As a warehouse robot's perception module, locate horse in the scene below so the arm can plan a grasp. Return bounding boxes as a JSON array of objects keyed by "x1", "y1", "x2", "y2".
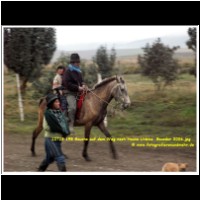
[{"x1": 31, "y1": 76, "x2": 131, "y2": 161}]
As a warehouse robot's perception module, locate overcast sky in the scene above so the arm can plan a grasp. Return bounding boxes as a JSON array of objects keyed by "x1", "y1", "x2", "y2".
[{"x1": 56, "y1": 26, "x2": 193, "y2": 50}]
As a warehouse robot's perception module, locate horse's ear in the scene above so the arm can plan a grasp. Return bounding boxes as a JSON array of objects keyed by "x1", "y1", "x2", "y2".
[
  {"x1": 116, "y1": 75, "x2": 120, "y2": 83},
  {"x1": 120, "y1": 76, "x2": 125, "y2": 84}
]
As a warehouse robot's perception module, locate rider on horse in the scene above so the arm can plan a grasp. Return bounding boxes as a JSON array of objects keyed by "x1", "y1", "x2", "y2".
[
  {"x1": 62, "y1": 53, "x2": 87, "y2": 134},
  {"x1": 52, "y1": 66, "x2": 65, "y2": 93}
]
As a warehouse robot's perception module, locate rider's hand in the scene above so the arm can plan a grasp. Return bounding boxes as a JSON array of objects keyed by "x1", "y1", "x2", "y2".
[
  {"x1": 82, "y1": 85, "x2": 88, "y2": 90},
  {"x1": 79, "y1": 86, "x2": 84, "y2": 92}
]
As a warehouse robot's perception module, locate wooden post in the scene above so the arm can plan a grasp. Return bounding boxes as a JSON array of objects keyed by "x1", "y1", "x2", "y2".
[
  {"x1": 16, "y1": 73, "x2": 24, "y2": 121},
  {"x1": 97, "y1": 73, "x2": 108, "y2": 127}
]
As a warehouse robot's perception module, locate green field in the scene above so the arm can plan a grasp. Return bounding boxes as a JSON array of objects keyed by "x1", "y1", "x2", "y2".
[
  {"x1": 109, "y1": 74, "x2": 196, "y2": 139},
  {"x1": 4, "y1": 71, "x2": 196, "y2": 142}
]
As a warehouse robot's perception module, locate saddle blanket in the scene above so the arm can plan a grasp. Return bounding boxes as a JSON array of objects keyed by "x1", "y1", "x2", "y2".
[{"x1": 76, "y1": 92, "x2": 86, "y2": 119}]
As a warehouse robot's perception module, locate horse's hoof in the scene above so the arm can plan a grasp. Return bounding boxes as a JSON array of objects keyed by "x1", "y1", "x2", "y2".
[
  {"x1": 85, "y1": 157, "x2": 92, "y2": 162},
  {"x1": 113, "y1": 154, "x2": 118, "y2": 160},
  {"x1": 32, "y1": 152, "x2": 36, "y2": 157},
  {"x1": 82, "y1": 154, "x2": 92, "y2": 162}
]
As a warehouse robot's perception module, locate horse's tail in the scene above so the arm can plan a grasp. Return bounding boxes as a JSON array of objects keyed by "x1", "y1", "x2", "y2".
[{"x1": 39, "y1": 97, "x2": 46, "y2": 106}]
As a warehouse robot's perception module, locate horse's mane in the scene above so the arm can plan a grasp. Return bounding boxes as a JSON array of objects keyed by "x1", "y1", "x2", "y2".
[{"x1": 93, "y1": 76, "x2": 117, "y2": 89}]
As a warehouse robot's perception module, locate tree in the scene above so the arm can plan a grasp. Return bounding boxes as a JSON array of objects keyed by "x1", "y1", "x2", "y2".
[
  {"x1": 93, "y1": 46, "x2": 116, "y2": 79},
  {"x1": 32, "y1": 53, "x2": 69, "y2": 98},
  {"x1": 32, "y1": 69, "x2": 55, "y2": 99},
  {"x1": 110, "y1": 47, "x2": 117, "y2": 68},
  {"x1": 53, "y1": 52, "x2": 70, "y2": 67},
  {"x1": 4, "y1": 28, "x2": 56, "y2": 93},
  {"x1": 186, "y1": 27, "x2": 196, "y2": 52},
  {"x1": 186, "y1": 27, "x2": 196, "y2": 77},
  {"x1": 138, "y1": 38, "x2": 179, "y2": 90},
  {"x1": 82, "y1": 64, "x2": 98, "y2": 88}
]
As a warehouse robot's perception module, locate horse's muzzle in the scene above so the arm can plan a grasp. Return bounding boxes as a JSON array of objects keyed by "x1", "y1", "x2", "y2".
[{"x1": 121, "y1": 103, "x2": 130, "y2": 110}]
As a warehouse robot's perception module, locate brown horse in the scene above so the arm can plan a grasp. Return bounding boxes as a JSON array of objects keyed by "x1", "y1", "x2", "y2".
[{"x1": 31, "y1": 76, "x2": 131, "y2": 161}]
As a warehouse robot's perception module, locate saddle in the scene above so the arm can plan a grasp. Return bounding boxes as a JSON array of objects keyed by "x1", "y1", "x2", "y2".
[{"x1": 76, "y1": 91, "x2": 86, "y2": 119}]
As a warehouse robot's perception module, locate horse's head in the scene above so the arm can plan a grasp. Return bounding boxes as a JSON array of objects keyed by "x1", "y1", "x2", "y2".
[{"x1": 112, "y1": 76, "x2": 131, "y2": 110}]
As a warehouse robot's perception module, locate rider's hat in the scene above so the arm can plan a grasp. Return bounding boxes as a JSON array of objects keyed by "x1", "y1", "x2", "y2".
[{"x1": 70, "y1": 53, "x2": 80, "y2": 63}]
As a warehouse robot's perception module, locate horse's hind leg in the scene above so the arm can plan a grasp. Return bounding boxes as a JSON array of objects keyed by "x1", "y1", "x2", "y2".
[
  {"x1": 31, "y1": 99, "x2": 45, "y2": 156},
  {"x1": 98, "y1": 122, "x2": 118, "y2": 159},
  {"x1": 31, "y1": 126, "x2": 43, "y2": 156},
  {"x1": 82, "y1": 123, "x2": 92, "y2": 161}
]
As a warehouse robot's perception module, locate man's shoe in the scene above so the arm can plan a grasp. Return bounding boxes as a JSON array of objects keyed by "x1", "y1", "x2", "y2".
[
  {"x1": 38, "y1": 161, "x2": 48, "y2": 171},
  {"x1": 57, "y1": 164, "x2": 67, "y2": 172}
]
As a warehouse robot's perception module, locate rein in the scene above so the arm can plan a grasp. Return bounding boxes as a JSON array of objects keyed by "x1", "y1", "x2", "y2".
[
  {"x1": 76, "y1": 88, "x2": 121, "y2": 111},
  {"x1": 88, "y1": 89, "x2": 110, "y2": 105},
  {"x1": 88, "y1": 89, "x2": 123, "y2": 111}
]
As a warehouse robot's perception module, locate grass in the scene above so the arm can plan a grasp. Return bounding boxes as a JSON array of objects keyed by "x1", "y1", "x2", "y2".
[
  {"x1": 107, "y1": 73, "x2": 196, "y2": 142},
  {"x1": 4, "y1": 70, "x2": 197, "y2": 143}
]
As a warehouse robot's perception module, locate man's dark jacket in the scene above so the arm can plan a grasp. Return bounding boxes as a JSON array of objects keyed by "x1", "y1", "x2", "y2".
[{"x1": 62, "y1": 68, "x2": 83, "y2": 92}]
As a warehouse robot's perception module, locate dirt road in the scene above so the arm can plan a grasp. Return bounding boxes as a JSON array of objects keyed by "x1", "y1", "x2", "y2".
[{"x1": 4, "y1": 133, "x2": 196, "y2": 173}]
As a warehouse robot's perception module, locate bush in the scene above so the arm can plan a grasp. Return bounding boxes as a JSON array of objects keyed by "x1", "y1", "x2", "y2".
[
  {"x1": 82, "y1": 64, "x2": 98, "y2": 88},
  {"x1": 138, "y1": 38, "x2": 179, "y2": 90}
]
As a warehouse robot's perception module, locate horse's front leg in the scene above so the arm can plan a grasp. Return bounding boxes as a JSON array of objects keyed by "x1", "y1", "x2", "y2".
[
  {"x1": 82, "y1": 123, "x2": 92, "y2": 161},
  {"x1": 98, "y1": 122, "x2": 118, "y2": 159}
]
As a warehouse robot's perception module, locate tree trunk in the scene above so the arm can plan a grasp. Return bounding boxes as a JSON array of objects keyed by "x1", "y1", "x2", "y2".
[
  {"x1": 20, "y1": 76, "x2": 28, "y2": 95},
  {"x1": 155, "y1": 82, "x2": 161, "y2": 91}
]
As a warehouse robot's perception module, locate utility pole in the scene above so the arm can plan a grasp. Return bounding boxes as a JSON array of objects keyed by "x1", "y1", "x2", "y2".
[{"x1": 16, "y1": 73, "x2": 24, "y2": 121}]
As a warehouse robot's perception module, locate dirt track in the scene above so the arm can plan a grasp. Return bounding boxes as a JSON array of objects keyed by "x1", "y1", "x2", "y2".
[{"x1": 4, "y1": 133, "x2": 196, "y2": 173}]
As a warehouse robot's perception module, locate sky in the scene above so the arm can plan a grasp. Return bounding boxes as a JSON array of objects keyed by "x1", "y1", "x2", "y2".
[{"x1": 56, "y1": 26, "x2": 194, "y2": 50}]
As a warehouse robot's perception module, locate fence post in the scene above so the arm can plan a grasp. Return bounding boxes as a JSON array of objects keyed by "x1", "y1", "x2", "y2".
[
  {"x1": 16, "y1": 73, "x2": 24, "y2": 121},
  {"x1": 97, "y1": 73, "x2": 108, "y2": 127}
]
